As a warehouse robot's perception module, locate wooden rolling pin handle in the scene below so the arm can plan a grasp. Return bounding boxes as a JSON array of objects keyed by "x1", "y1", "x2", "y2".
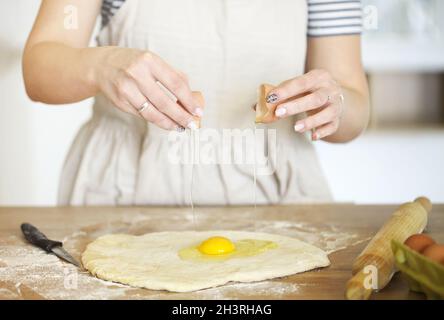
[
  {"x1": 415, "y1": 196, "x2": 432, "y2": 213},
  {"x1": 345, "y1": 196, "x2": 432, "y2": 300},
  {"x1": 345, "y1": 269, "x2": 373, "y2": 300}
]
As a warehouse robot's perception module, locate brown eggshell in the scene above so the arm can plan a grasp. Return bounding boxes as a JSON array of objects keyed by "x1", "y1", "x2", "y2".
[
  {"x1": 192, "y1": 91, "x2": 205, "y2": 128},
  {"x1": 422, "y1": 244, "x2": 444, "y2": 265},
  {"x1": 177, "y1": 91, "x2": 205, "y2": 128},
  {"x1": 192, "y1": 91, "x2": 205, "y2": 109},
  {"x1": 255, "y1": 84, "x2": 278, "y2": 124},
  {"x1": 404, "y1": 234, "x2": 436, "y2": 253}
]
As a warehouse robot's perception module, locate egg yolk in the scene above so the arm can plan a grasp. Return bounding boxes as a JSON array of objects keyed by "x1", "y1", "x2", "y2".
[
  {"x1": 179, "y1": 238, "x2": 278, "y2": 262},
  {"x1": 198, "y1": 236, "x2": 235, "y2": 255}
]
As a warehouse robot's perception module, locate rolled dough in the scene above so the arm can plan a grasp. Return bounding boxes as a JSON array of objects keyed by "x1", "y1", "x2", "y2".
[{"x1": 82, "y1": 231, "x2": 330, "y2": 292}]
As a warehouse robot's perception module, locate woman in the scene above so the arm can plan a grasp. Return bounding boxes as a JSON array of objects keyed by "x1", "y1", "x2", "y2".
[{"x1": 23, "y1": 0, "x2": 369, "y2": 206}]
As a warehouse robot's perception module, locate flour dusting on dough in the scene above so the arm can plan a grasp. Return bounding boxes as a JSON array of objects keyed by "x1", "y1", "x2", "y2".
[
  {"x1": 82, "y1": 231, "x2": 331, "y2": 292},
  {"x1": 0, "y1": 213, "x2": 371, "y2": 299}
]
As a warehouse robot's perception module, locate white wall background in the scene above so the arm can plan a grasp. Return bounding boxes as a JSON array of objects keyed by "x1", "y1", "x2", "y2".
[
  {"x1": 314, "y1": 129, "x2": 444, "y2": 204},
  {"x1": 0, "y1": 1, "x2": 92, "y2": 205},
  {"x1": 0, "y1": 1, "x2": 443, "y2": 206}
]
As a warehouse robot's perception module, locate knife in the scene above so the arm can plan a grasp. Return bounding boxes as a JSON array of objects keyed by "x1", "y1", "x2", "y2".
[{"x1": 20, "y1": 222, "x2": 81, "y2": 268}]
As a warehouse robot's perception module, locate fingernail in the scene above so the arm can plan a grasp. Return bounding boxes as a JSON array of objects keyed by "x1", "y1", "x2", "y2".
[
  {"x1": 275, "y1": 108, "x2": 286, "y2": 117},
  {"x1": 194, "y1": 107, "x2": 203, "y2": 117},
  {"x1": 294, "y1": 123, "x2": 304, "y2": 132},
  {"x1": 266, "y1": 93, "x2": 278, "y2": 104},
  {"x1": 176, "y1": 126, "x2": 185, "y2": 133},
  {"x1": 187, "y1": 120, "x2": 198, "y2": 130}
]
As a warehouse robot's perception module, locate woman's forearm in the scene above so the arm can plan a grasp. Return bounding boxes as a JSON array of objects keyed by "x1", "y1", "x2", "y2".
[
  {"x1": 321, "y1": 86, "x2": 370, "y2": 143},
  {"x1": 23, "y1": 42, "x2": 108, "y2": 104}
]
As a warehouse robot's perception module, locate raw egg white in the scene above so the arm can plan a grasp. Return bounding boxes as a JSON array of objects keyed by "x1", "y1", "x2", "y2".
[
  {"x1": 179, "y1": 236, "x2": 278, "y2": 262},
  {"x1": 404, "y1": 234, "x2": 435, "y2": 253}
]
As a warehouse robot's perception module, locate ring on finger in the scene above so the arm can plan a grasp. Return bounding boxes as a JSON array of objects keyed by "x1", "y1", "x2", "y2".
[
  {"x1": 338, "y1": 93, "x2": 345, "y2": 118},
  {"x1": 137, "y1": 100, "x2": 152, "y2": 113}
]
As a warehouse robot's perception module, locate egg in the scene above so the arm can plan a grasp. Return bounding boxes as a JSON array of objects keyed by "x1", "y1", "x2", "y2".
[
  {"x1": 198, "y1": 236, "x2": 235, "y2": 255},
  {"x1": 422, "y1": 244, "x2": 444, "y2": 265},
  {"x1": 179, "y1": 236, "x2": 278, "y2": 262},
  {"x1": 404, "y1": 234, "x2": 435, "y2": 253}
]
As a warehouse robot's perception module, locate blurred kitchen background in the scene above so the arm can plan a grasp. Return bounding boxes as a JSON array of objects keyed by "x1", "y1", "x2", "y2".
[{"x1": 0, "y1": 0, "x2": 443, "y2": 205}]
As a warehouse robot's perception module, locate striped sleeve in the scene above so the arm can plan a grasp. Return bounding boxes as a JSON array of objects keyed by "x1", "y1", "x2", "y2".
[
  {"x1": 307, "y1": 0, "x2": 363, "y2": 37},
  {"x1": 101, "y1": 0, "x2": 126, "y2": 28}
]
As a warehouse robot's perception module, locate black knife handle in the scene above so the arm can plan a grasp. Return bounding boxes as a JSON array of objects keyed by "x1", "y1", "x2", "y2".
[{"x1": 20, "y1": 223, "x2": 63, "y2": 253}]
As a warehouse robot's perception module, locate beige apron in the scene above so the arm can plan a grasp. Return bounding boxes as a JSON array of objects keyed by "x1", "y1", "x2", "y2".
[{"x1": 58, "y1": 0, "x2": 332, "y2": 206}]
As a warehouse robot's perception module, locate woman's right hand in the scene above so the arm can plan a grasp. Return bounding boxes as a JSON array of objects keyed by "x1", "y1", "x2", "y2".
[{"x1": 93, "y1": 47, "x2": 203, "y2": 131}]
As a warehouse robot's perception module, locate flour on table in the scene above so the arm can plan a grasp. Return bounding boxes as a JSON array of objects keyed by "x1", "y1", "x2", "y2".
[{"x1": 0, "y1": 213, "x2": 370, "y2": 299}]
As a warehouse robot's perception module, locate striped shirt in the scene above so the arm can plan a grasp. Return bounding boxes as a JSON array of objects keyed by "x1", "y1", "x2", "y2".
[
  {"x1": 307, "y1": 0, "x2": 362, "y2": 37},
  {"x1": 101, "y1": 0, "x2": 362, "y2": 37}
]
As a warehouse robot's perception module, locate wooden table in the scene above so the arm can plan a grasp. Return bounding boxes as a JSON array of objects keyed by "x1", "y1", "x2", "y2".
[{"x1": 0, "y1": 204, "x2": 443, "y2": 300}]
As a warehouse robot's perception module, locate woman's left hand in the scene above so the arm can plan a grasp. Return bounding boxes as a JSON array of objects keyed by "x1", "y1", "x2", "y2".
[{"x1": 267, "y1": 69, "x2": 344, "y2": 141}]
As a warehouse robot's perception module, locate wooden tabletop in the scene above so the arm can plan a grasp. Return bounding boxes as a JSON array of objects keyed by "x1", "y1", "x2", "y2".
[{"x1": 0, "y1": 204, "x2": 443, "y2": 300}]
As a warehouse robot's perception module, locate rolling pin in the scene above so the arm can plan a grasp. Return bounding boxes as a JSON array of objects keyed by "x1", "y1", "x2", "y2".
[{"x1": 345, "y1": 197, "x2": 432, "y2": 300}]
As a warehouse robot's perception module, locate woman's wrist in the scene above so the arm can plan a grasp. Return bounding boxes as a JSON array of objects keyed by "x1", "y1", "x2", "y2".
[
  {"x1": 321, "y1": 87, "x2": 369, "y2": 143},
  {"x1": 78, "y1": 46, "x2": 112, "y2": 94}
]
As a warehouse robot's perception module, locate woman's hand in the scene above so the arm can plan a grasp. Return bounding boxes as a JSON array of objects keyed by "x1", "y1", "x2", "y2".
[
  {"x1": 267, "y1": 69, "x2": 344, "y2": 140},
  {"x1": 93, "y1": 47, "x2": 203, "y2": 131},
  {"x1": 23, "y1": 0, "x2": 205, "y2": 132}
]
